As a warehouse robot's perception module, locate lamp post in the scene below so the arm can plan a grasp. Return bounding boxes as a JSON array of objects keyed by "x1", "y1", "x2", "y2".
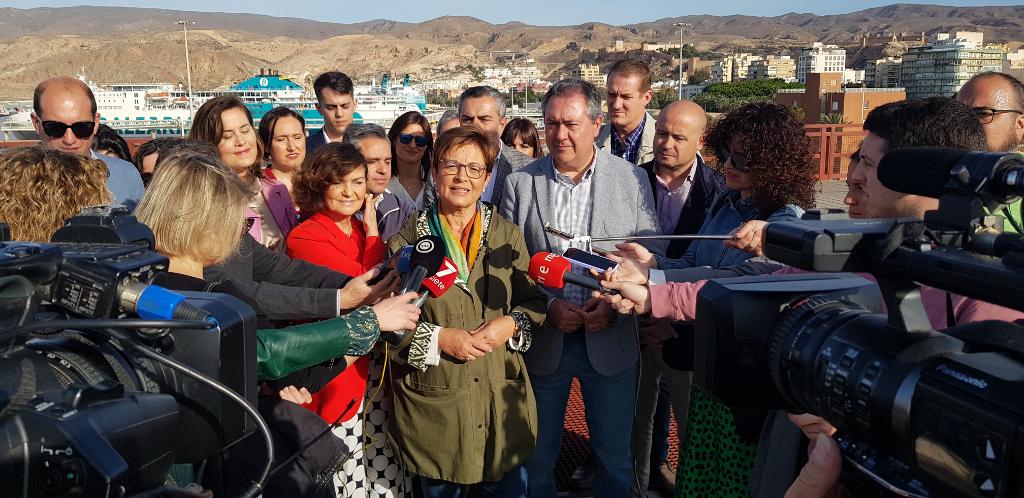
[
  {"x1": 175, "y1": 20, "x2": 196, "y2": 118},
  {"x1": 673, "y1": 22, "x2": 687, "y2": 99}
]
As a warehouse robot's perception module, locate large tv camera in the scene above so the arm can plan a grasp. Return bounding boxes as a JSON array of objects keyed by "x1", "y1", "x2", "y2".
[
  {"x1": 0, "y1": 206, "x2": 265, "y2": 497},
  {"x1": 692, "y1": 149, "x2": 1024, "y2": 497}
]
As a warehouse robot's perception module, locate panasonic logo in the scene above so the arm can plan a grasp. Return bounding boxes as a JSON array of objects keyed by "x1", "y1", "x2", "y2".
[{"x1": 935, "y1": 364, "x2": 988, "y2": 389}]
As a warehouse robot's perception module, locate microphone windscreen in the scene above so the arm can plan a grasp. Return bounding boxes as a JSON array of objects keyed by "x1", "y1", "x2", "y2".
[
  {"x1": 877, "y1": 147, "x2": 971, "y2": 199},
  {"x1": 410, "y1": 235, "x2": 446, "y2": 275},
  {"x1": 395, "y1": 246, "x2": 414, "y2": 273},
  {"x1": 528, "y1": 252, "x2": 571, "y2": 289},
  {"x1": 423, "y1": 257, "x2": 459, "y2": 297}
]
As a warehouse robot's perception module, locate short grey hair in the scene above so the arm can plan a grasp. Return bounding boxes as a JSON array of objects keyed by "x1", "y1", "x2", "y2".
[
  {"x1": 344, "y1": 123, "x2": 388, "y2": 149},
  {"x1": 459, "y1": 86, "x2": 506, "y2": 119},
  {"x1": 437, "y1": 109, "x2": 459, "y2": 135},
  {"x1": 542, "y1": 78, "x2": 602, "y2": 122}
]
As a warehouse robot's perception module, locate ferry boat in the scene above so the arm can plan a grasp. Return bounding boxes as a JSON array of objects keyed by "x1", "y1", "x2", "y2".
[{"x1": 1, "y1": 71, "x2": 428, "y2": 138}]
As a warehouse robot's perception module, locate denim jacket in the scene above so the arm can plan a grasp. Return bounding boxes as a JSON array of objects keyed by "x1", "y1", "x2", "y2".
[{"x1": 655, "y1": 190, "x2": 804, "y2": 270}]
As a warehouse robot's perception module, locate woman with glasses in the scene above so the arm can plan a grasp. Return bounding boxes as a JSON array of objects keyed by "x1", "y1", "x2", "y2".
[
  {"x1": 190, "y1": 96, "x2": 297, "y2": 252},
  {"x1": 610, "y1": 102, "x2": 817, "y2": 497},
  {"x1": 387, "y1": 111, "x2": 433, "y2": 211},
  {"x1": 386, "y1": 127, "x2": 546, "y2": 496},
  {"x1": 258, "y1": 106, "x2": 306, "y2": 199}
]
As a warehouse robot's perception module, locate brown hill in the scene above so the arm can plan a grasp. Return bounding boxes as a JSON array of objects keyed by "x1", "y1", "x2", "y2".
[{"x1": 1, "y1": 4, "x2": 1022, "y2": 99}]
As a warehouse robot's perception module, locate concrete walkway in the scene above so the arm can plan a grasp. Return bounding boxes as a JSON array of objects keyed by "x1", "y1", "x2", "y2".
[{"x1": 815, "y1": 180, "x2": 848, "y2": 211}]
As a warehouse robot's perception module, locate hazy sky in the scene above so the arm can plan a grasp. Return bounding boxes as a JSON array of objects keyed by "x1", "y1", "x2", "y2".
[{"x1": 1, "y1": 0, "x2": 1019, "y2": 25}]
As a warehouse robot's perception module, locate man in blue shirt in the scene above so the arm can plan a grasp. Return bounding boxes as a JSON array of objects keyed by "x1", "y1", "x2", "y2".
[
  {"x1": 596, "y1": 59, "x2": 658, "y2": 166},
  {"x1": 30, "y1": 77, "x2": 145, "y2": 210}
]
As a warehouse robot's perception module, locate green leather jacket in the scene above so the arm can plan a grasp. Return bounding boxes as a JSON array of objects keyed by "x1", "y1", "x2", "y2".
[{"x1": 256, "y1": 306, "x2": 380, "y2": 380}]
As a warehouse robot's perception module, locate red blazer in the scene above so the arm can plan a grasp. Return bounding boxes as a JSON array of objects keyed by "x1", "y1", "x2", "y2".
[{"x1": 285, "y1": 210, "x2": 385, "y2": 423}]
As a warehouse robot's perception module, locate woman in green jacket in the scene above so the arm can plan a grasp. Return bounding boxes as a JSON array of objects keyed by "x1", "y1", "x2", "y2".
[{"x1": 387, "y1": 127, "x2": 546, "y2": 496}]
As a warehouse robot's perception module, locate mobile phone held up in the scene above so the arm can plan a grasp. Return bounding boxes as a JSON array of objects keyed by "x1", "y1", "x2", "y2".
[{"x1": 563, "y1": 248, "x2": 619, "y2": 273}]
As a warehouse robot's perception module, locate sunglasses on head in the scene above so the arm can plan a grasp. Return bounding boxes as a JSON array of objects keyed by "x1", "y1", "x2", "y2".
[
  {"x1": 40, "y1": 120, "x2": 95, "y2": 139},
  {"x1": 399, "y1": 133, "x2": 429, "y2": 147},
  {"x1": 715, "y1": 147, "x2": 750, "y2": 173}
]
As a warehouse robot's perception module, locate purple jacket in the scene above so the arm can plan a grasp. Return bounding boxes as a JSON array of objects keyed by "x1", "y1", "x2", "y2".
[{"x1": 248, "y1": 177, "x2": 298, "y2": 249}]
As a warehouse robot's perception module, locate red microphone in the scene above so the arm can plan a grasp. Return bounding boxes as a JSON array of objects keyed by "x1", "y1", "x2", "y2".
[
  {"x1": 528, "y1": 252, "x2": 617, "y2": 294},
  {"x1": 413, "y1": 256, "x2": 459, "y2": 306}
]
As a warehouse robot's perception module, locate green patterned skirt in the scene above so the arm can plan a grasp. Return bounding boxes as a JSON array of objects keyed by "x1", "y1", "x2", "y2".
[{"x1": 674, "y1": 386, "x2": 757, "y2": 497}]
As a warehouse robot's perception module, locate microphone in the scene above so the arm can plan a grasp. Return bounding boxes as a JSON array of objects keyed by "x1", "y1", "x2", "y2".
[
  {"x1": 528, "y1": 252, "x2": 617, "y2": 295},
  {"x1": 380, "y1": 256, "x2": 459, "y2": 346},
  {"x1": 398, "y1": 235, "x2": 446, "y2": 294},
  {"x1": 878, "y1": 148, "x2": 1024, "y2": 200}
]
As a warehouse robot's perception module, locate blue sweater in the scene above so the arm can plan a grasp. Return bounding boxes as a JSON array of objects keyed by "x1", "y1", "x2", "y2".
[{"x1": 93, "y1": 152, "x2": 144, "y2": 211}]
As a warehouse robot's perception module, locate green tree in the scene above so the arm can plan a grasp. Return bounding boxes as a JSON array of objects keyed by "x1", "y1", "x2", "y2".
[
  {"x1": 688, "y1": 68, "x2": 711, "y2": 85},
  {"x1": 650, "y1": 88, "x2": 678, "y2": 109},
  {"x1": 822, "y1": 112, "x2": 851, "y2": 124}
]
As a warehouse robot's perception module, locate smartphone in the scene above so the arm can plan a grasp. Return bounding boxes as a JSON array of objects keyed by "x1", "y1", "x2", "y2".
[
  {"x1": 563, "y1": 248, "x2": 618, "y2": 273},
  {"x1": 366, "y1": 267, "x2": 394, "y2": 286}
]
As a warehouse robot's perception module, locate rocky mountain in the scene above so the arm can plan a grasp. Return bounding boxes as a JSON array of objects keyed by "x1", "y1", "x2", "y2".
[{"x1": 0, "y1": 4, "x2": 1022, "y2": 99}]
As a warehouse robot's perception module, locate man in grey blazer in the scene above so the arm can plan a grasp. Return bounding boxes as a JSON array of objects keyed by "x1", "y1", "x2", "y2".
[{"x1": 501, "y1": 78, "x2": 664, "y2": 498}]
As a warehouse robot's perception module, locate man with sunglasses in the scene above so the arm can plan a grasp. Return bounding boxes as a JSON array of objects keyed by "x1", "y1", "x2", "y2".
[
  {"x1": 30, "y1": 76, "x2": 144, "y2": 209},
  {"x1": 956, "y1": 71, "x2": 1024, "y2": 232}
]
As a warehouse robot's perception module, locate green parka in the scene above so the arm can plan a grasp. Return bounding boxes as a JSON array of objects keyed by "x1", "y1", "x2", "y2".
[{"x1": 386, "y1": 204, "x2": 547, "y2": 484}]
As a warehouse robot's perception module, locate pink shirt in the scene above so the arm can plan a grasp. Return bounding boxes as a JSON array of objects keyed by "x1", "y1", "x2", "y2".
[{"x1": 649, "y1": 266, "x2": 1024, "y2": 327}]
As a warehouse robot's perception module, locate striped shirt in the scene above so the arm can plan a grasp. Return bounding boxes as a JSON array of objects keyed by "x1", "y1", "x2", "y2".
[
  {"x1": 610, "y1": 116, "x2": 647, "y2": 165},
  {"x1": 546, "y1": 152, "x2": 597, "y2": 306}
]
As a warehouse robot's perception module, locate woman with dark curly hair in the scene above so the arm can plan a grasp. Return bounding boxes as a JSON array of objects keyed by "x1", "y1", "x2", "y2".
[{"x1": 607, "y1": 101, "x2": 817, "y2": 497}]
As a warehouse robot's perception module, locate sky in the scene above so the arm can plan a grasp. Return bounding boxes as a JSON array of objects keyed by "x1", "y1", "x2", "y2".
[{"x1": 1, "y1": 0, "x2": 1020, "y2": 26}]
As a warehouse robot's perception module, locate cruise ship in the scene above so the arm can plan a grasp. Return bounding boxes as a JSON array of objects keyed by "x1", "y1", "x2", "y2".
[{"x1": 1, "y1": 71, "x2": 428, "y2": 138}]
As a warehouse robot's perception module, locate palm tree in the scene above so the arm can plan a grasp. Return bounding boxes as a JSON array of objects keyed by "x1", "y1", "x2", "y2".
[{"x1": 822, "y1": 113, "x2": 851, "y2": 125}]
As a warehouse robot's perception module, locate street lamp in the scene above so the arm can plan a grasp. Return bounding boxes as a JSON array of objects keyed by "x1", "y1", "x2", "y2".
[
  {"x1": 175, "y1": 20, "x2": 196, "y2": 118},
  {"x1": 673, "y1": 22, "x2": 687, "y2": 99}
]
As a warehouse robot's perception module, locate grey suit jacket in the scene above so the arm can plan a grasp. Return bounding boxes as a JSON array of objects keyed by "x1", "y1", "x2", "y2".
[
  {"x1": 595, "y1": 112, "x2": 657, "y2": 166},
  {"x1": 500, "y1": 148, "x2": 664, "y2": 376}
]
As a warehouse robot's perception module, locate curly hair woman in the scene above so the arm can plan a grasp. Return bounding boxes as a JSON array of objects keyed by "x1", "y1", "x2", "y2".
[
  {"x1": 0, "y1": 146, "x2": 110, "y2": 242},
  {"x1": 609, "y1": 102, "x2": 817, "y2": 497}
]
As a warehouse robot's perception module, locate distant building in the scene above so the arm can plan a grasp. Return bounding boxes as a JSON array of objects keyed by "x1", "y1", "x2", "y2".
[
  {"x1": 1005, "y1": 49, "x2": 1024, "y2": 82},
  {"x1": 613, "y1": 40, "x2": 625, "y2": 52},
  {"x1": 864, "y1": 57, "x2": 903, "y2": 88},
  {"x1": 711, "y1": 53, "x2": 763, "y2": 83},
  {"x1": 748, "y1": 56, "x2": 796, "y2": 81},
  {"x1": 843, "y1": 69, "x2": 865, "y2": 84},
  {"x1": 775, "y1": 72, "x2": 905, "y2": 125},
  {"x1": 900, "y1": 32, "x2": 1004, "y2": 99},
  {"x1": 859, "y1": 31, "x2": 926, "y2": 48},
  {"x1": 682, "y1": 84, "x2": 706, "y2": 100},
  {"x1": 642, "y1": 42, "x2": 683, "y2": 52},
  {"x1": 797, "y1": 43, "x2": 847, "y2": 83},
  {"x1": 685, "y1": 57, "x2": 715, "y2": 74},
  {"x1": 572, "y1": 64, "x2": 605, "y2": 87}
]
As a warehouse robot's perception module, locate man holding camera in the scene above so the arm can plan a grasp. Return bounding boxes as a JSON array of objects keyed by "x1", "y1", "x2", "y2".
[{"x1": 603, "y1": 97, "x2": 1024, "y2": 497}]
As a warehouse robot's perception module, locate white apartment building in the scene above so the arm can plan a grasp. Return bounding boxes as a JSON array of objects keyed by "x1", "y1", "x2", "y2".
[{"x1": 797, "y1": 42, "x2": 847, "y2": 83}]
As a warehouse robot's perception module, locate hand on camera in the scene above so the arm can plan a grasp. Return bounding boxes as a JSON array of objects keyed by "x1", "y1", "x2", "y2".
[
  {"x1": 340, "y1": 265, "x2": 400, "y2": 310},
  {"x1": 279, "y1": 385, "x2": 312, "y2": 405},
  {"x1": 371, "y1": 291, "x2": 421, "y2": 332},
  {"x1": 611, "y1": 242, "x2": 658, "y2": 270},
  {"x1": 547, "y1": 299, "x2": 587, "y2": 332},
  {"x1": 787, "y1": 413, "x2": 838, "y2": 441},
  {"x1": 594, "y1": 279, "x2": 652, "y2": 315},
  {"x1": 439, "y1": 327, "x2": 490, "y2": 361},
  {"x1": 784, "y1": 432, "x2": 842, "y2": 498},
  {"x1": 724, "y1": 220, "x2": 769, "y2": 257}
]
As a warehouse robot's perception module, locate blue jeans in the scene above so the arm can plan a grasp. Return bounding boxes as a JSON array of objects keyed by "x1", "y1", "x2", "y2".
[
  {"x1": 419, "y1": 465, "x2": 527, "y2": 498},
  {"x1": 526, "y1": 333, "x2": 638, "y2": 498}
]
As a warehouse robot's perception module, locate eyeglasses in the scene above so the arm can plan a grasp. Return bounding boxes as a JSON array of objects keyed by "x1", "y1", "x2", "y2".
[
  {"x1": 399, "y1": 133, "x2": 430, "y2": 147},
  {"x1": 438, "y1": 159, "x2": 488, "y2": 179},
  {"x1": 971, "y1": 107, "x2": 1023, "y2": 124},
  {"x1": 40, "y1": 120, "x2": 95, "y2": 139},
  {"x1": 715, "y1": 147, "x2": 750, "y2": 172}
]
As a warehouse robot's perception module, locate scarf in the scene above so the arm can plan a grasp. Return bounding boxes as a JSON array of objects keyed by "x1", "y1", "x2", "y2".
[{"x1": 428, "y1": 203, "x2": 481, "y2": 283}]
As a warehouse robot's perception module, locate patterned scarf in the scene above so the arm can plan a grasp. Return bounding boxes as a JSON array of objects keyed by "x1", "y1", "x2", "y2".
[{"x1": 428, "y1": 203, "x2": 481, "y2": 283}]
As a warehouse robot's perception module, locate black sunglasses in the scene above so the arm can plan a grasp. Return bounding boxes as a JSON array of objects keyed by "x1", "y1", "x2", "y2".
[
  {"x1": 715, "y1": 147, "x2": 750, "y2": 172},
  {"x1": 40, "y1": 120, "x2": 95, "y2": 139},
  {"x1": 399, "y1": 133, "x2": 429, "y2": 147}
]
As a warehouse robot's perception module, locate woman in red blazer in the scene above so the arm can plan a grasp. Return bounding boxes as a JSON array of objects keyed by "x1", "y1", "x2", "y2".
[{"x1": 287, "y1": 142, "x2": 411, "y2": 496}]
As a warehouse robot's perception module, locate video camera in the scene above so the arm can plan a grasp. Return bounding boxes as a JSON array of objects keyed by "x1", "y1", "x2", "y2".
[
  {"x1": 692, "y1": 149, "x2": 1024, "y2": 497},
  {"x1": 0, "y1": 206, "x2": 262, "y2": 497}
]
